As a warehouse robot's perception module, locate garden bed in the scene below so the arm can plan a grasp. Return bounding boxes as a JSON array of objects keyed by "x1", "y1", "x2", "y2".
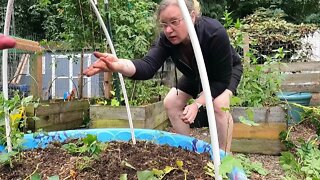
[
  {"x1": 191, "y1": 106, "x2": 287, "y2": 154},
  {"x1": 25, "y1": 100, "x2": 90, "y2": 132},
  {"x1": 89, "y1": 101, "x2": 169, "y2": 130}
]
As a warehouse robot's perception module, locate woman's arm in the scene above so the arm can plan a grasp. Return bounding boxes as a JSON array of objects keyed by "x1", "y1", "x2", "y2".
[
  {"x1": 83, "y1": 52, "x2": 136, "y2": 77},
  {"x1": 228, "y1": 49, "x2": 243, "y2": 94}
]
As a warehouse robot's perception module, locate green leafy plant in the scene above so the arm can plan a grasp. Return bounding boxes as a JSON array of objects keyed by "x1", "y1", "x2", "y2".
[
  {"x1": 235, "y1": 154, "x2": 268, "y2": 176},
  {"x1": 0, "y1": 93, "x2": 39, "y2": 169},
  {"x1": 280, "y1": 103, "x2": 320, "y2": 150},
  {"x1": 91, "y1": 80, "x2": 169, "y2": 106},
  {"x1": 120, "y1": 160, "x2": 188, "y2": 180},
  {"x1": 278, "y1": 102, "x2": 320, "y2": 179},
  {"x1": 224, "y1": 11, "x2": 286, "y2": 108},
  {"x1": 125, "y1": 79, "x2": 170, "y2": 106},
  {"x1": 75, "y1": 156, "x2": 95, "y2": 171},
  {"x1": 62, "y1": 134, "x2": 106, "y2": 156},
  {"x1": 204, "y1": 155, "x2": 243, "y2": 179},
  {"x1": 35, "y1": 0, "x2": 107, "y2": 50},
  {"x1": 234, "y1": 48, "x2": 285, "y2": 107},
  {"x1": 0, "y1": 151, "x2": 18, "y2": 168},
  {"x1": 109, "y1": 0, "x2": 157, "y2": 59},
  {"x1": 204, "y1": 154, "x2": 267, "y2": 179},
  {"x1": 0, "y1": 93, "x2": 38, "y2": 149},
  {"x1": 280, "y1": 137, "x2": 320, "y2": 179}
]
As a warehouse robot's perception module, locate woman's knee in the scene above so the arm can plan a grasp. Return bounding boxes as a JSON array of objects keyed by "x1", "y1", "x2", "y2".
[
  {"x1": 163, "y1": 88, "x2": 190, "y2": 110},
  {"x1": 213, "y1": 101, "x2": 230, "y2": 119},
  {"x1": 163, "y1": 94, "x2": 175, "y2": 109}
]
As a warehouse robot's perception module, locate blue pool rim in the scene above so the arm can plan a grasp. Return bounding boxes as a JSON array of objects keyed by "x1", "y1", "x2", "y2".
[{"x1": 0, "y1": 128, "x2": 247, "y2": 180}]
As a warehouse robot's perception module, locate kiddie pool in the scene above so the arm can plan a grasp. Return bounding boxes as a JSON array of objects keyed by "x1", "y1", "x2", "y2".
[{"x1": 0, "y1": 128, "x2": 247, "y2": 180}]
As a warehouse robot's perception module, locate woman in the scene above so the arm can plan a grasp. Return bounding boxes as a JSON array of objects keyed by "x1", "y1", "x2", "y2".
[{"x1": 84, "y1": 0, "x2": 242, "y2": 152}]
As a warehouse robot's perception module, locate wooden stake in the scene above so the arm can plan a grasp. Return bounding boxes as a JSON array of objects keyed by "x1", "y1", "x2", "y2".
[
  {"x1": 78, "y1": 50, "x2": 84, "y2": 99},
  {"x1": 243, "y1": 33, "x2": 250, "y2": 65},
  {"x1": 103, "y1": 72, "x2": 112, "y2": 99}
]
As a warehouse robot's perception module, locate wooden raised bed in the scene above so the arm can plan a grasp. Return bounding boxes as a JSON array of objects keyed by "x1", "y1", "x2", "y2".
[
  {"x1": 26, "y1": 100, "x2": 90, "y2": 132},
  {"x1": 231, "y1": 106, "x2": 287, "y2": 155},
  {"x1": 89, "y1": 101, "x2": 169, "y2": 130}
]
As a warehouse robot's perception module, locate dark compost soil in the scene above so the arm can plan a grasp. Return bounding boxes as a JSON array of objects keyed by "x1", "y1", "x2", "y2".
[{"x1": 0, "y1": 140, "x2": 213, "y2": 180}]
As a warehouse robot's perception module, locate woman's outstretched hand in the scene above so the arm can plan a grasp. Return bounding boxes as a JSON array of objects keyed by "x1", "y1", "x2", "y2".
[
  {"x1": 0, "y1": 34, "x2": 16, "y2": 50},
  {"x1": 83, "y1": 52, "x2": 123, "y2": 77}
]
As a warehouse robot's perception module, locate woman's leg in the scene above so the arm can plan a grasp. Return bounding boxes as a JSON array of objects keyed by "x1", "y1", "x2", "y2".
[
  {"x1": 213, "y1": 89, "x2": 234, "y2": 152},
  {"x1": 164, "y1": 88, "x2": 192, "y2": 135}
]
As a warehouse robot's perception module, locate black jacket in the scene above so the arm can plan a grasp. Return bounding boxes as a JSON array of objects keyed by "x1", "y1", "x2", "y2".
[{"x1": 131, "y1": 16, "x2": 243, "y2": 94}]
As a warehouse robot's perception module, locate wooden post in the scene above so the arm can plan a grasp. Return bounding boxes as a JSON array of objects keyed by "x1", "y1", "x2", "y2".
[
  {"x1": 36, "y1": 52, "x2": 43, "y2": 98},
  {"x1": 243, "y1": 33, "x2": 250, "y2": 65},
  {"x1": 78, "y1": 50, "x2": 84, "y2": 99},
  {"x1": 29, "y1": 54, "x2": 39, "y2": 98},
  {"x1": 103, "y1": 72, "x2": 112, "y2": 98}
]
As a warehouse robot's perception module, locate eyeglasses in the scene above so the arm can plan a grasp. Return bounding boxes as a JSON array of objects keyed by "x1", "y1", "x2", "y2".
[{"x1": 159, "y1": 18, "x2": 184, "y2": 29}]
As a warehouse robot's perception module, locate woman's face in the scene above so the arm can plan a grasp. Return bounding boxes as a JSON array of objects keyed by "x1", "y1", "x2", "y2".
[{"x1": 159, "y1": 4, "x2": 194, "y2": 45}]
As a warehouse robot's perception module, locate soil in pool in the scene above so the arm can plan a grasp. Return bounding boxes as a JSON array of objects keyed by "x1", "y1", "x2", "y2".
[{"x1": 0, "y1": 141, "x2": 213, "y2": 180}]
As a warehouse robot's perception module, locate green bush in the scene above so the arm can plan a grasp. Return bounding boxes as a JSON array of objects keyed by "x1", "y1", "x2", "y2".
[
  {"x1": 109, "y1": 0, "x2": 157, "y2": 59},
  {"x1": 228, "y1": 8, "x2": 319, "y2": 62}
]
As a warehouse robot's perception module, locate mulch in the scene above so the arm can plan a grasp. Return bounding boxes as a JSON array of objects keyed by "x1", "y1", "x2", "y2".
[{"x1": 0, "y1": 141, "x2": 213, "y2": 180}]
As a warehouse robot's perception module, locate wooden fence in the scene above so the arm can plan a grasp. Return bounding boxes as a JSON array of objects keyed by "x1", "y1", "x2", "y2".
[{"x1": 280, "y1": 61, "x2": 320, "y2": 105}]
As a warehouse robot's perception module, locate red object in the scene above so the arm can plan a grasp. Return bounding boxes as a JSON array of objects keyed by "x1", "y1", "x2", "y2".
[
  {"x1": 0, "y1": 34, "x2": 16, "y2": 50},
  {"x1": 67, "y1": 88, "x2": 76, "y2": 101}
]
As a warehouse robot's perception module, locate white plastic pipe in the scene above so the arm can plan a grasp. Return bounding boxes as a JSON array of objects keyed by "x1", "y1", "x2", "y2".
[
  {"x1": 2, "y1": 0, "x2": 15, "y2": 153},
  {"x1": 177, "y1": 0, "x2": 222, "y2": 179},
  {"x1": 89, "y1": 0, "x2": 136, "y2": 144}
]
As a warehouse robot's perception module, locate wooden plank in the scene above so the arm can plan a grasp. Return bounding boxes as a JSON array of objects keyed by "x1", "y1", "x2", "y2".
[
  {"x1": 153, "y1": 119, "x2": 170, "y2": 130},
  {"x1": 33, "y1": 111, "x2": 85, "y2": 128},
  {"x1": 231, "y1": 106, "x2": 286, "y2": 123},
  {"x1": 310, "y1": 92, "x2": 320, "y2": 105},
  {"x1": 145, "y1": 111, "x2": 168, "y2": 129},
  {"x1": 14, "y1": 37, "x2": 42, "y2": 52},
  {"x1": 29, "y1": 55, "x2": 39, "y2": 98},
  {"x1": 36, "y1": 54, "x2": 43, "y2": 99},
  {"x1": 243, "y1": 33, "x2": 250, "y2": 65},
  {"x1": 31, "y1": 100, "x2": 89, "y2": 116},
  {"x1": 90, "y1": 119, "x2": 145, "y2": 129},
  {"x1": 278, "y1": 62, "x2": 320, "y2": 72},
  {"x1": 283, "y1": 73, "x2": 320, "y2": 84},
  {"x1": 231, "y1": 139, "x2": 286, "y2": 155},
  {"x1": 38, "y1": 120, "x2": 84, "y2": 132},
  {"x1": 145, "y1": 101, "x2": 167, "y2": 128},
  {"x1": 58, "y1": 100, "x2": 90, "y2": 113},
  {"x1": 103, "y1": 72, "x2": 112, "y2": 98},
  {"x1": 281, "y1": 84, "x2": 320, "y2": 93},
  {"x1": 90, "y1": 105, "x2": 146, "y2": 121},
  {"x1": 34, "y1": 114, "x2": 60, "y2": 128},
  {"x1": 233, "y1": 123, "x2": 286, "y2": 140},
  {"x1": 59, "y1": 110, "x2": 86, "y2": 123}
]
